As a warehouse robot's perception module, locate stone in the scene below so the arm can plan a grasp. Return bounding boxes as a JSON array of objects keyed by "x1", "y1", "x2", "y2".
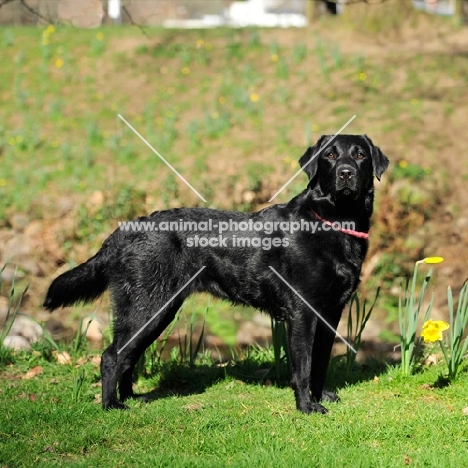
[
  {"x1": 236, "y1": 313, "x2": 272, "y2": 347},
  {"x1": 8, "y1": 315, "x2": 43, "y2": 344},
  {"x1": 81, "y1": 318, "x2": 103, "y2": 345},
  {"x1": 2, "y1": 235, "x2": 41, "y2": 276},
  {"x1": 58, "y1": 0, "x2": 104, "y2": 28},
  {"x1": 3, "y1": 335, "x2": 31, "y2": 351},
  {"x1": 9, "y1": 213, "x2": 30, "y2": 232},
  {"x1": 0, "y1": 296, "x2": 8, "y2": 323}
]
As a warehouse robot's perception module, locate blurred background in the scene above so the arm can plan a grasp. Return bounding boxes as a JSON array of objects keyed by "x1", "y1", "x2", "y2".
[{"x1": 1, "y1": 0, "x2": 468, "y2": 359}]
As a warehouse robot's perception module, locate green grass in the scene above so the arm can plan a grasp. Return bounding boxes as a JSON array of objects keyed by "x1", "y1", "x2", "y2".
[
  {"x1": 1, "y1": 350, "x2": 468, "y2": 467},
  {"x1": 1, "y1": 24, "x2": 464, "y2": 222}
]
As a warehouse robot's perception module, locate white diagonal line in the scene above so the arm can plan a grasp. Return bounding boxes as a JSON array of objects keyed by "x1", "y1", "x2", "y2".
[
  {"x1": 268, "y1": 114, "x2": 357, "y2": 202},
  {"x1": 118, "y1": 114, "x2": 207, "y2": 203},
  {"x1": 269, "y1": 266, "x2": 356, "y2": 353},
  {"x1": 117, "y1": 266, "x2": 206, "y2": 354}
]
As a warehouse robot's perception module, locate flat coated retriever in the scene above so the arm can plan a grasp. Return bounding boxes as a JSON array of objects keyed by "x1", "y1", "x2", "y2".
[{"x1": 44, "y1": 134, "x2": 389, "y2": 414}]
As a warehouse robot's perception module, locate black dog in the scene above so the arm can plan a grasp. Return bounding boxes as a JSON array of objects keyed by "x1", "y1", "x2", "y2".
[{"x1": 44, "y1": 134, "x2": 389, "y2": 414}]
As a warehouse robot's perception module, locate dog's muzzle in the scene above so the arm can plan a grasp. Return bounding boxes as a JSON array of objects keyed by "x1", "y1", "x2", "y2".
[{"x1": 336, "y1": 167, "x2": 359, "y2": 198}]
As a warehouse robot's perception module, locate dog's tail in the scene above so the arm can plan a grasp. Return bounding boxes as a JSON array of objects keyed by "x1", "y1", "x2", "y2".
[{"x1": 43, "y1": 246, "x2": 111, "y2": 312}]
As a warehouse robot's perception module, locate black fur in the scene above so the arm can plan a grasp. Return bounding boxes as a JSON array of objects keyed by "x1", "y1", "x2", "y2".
[{"x1": 44, "y1": 134, "x2": 389, "y2": 414}]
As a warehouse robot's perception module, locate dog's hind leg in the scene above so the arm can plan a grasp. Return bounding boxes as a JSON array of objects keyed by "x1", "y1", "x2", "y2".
[
  {"x1": 118, "y1": 300, "x2": 182, "y2": 403},
  {"x1": 102, "y1": 302, "x2": 179, "y2": 410},
  {"x1": 101, "y1": 342, "x2": 126, "y2": 410}
]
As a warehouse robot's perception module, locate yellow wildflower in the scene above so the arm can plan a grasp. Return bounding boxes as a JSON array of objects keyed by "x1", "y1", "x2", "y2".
[
  {"x1": 250, "y1": 93, "x2": 259, "y2": 103},
  {"x1": 421, "y1": 257, "x2": 444, "y2": 264},
  {"x1": 421, "y1": 320, "x2": 449, "y2": 343}
]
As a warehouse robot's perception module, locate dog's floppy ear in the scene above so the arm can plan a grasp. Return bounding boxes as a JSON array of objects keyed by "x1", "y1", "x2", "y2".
[
  {"x1": 363, "y1": 134, "x2": 389, "y2": 181},
  {"x1": 299, "y1": 135, "x2": 328, "y2": 181}
]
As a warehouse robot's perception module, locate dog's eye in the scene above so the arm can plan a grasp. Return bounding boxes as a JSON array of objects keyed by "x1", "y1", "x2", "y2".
[
  {"x1": 326, "y1": 152, "x2": 335, "y2": 159},
  {"x1": 356, "y1": 152, "x2": 365, "y2": 159}
]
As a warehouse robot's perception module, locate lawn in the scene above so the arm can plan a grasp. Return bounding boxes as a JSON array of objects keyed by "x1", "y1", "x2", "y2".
[{"x1": 1, "y1": 348, "x2": 468, "y2": 467}]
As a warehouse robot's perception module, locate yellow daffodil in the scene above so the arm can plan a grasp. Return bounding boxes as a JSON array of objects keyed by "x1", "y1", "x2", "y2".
[
  {"x1": 421, "y1": 257, "x2": 444, "y2": 264},
  {"x1": 250, "y1": 93, "x2": 259, "y2": 103},
  {"x1": 421, "y1": 320, "x2": 450, "y2": 343}
]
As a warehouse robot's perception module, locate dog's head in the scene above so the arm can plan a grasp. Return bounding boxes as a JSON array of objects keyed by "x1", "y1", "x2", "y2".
[{"x1": 299, "y1": 134, "x2": 389, "y2": 201}]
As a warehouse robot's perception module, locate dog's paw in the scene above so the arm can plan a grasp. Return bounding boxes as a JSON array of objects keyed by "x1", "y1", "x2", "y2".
[
  {"x1": 298, "y1": 401, "x2": 328, "y2": 415},
  {"x1": 103, "y1": 400, "x2": 129, "y2": 411},
  {"x1": 320, "y1": 390, "x2": 340, "y2": 403}
]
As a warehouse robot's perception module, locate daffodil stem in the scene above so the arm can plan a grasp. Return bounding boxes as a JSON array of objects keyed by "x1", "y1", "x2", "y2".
[{"x1": 438, "y1": 340, "x2": 454, "y2": 380}]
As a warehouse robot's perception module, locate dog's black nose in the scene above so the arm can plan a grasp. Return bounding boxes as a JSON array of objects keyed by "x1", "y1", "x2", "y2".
[{"x1": 340, "y1": 169, "x2": 353, "y2": 180}]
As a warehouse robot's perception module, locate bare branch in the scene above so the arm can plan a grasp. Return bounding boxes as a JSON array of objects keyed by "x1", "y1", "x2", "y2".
[
  {"x1": 19, "y1": 0, "x2": 53, "y2": 23},
  {"x1": 122, "y1": 5, "x2": 149, "y2": 38},
  {"x1": 0, "y1": 0, "x2": 16, "y2": 8}
]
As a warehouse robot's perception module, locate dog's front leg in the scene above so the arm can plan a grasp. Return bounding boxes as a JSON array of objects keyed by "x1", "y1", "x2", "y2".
[
  {"x1": 310, "y1": 312, "x2": 342, "y2": 404},
  {"x1": 288, "y1": 313, "x2": 327, "y2": 414}
]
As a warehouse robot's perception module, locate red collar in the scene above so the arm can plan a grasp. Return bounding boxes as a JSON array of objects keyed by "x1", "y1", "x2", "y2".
[{"x1": 311, "y1": 210, "x2": 369, "y2": 239}]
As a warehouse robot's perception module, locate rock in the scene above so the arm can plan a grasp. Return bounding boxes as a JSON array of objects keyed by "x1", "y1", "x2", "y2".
[
  {"x1": 0, "y1": 229, "x2": 15, "y2": 254},
  {"x1": 87, "y1": 190, "x2": 104, "y2": 207},
  {"x1": 252, "y1": 312, "x2": 271, "y2": 327},
  {"x1": 0, "y1": 264, "x2": 21, "y2": 284},
  {"x1": 2, "y1": 235, "x2": 41, "y2": 276},
  {"x1": 236, "y1": 313, "x2": 272, "y2": 347},
  {"x1": 8, "y1": 315, "x2": 43, "y2": 344},
  {"x1": 0, "y1": 296, "x2": 8, "y2": 323},
  {"x1": 242, "y1": 190, "x2": 256, "y2": 204},
  {"x1": 456, "y1": 217, "x2": 468, "y2": 229},
  {"x1": 9, "y1": 213, "x2": 30, "y2": 232},
  {"x1": 45, "y1": 319, "x2": 73, "y2": 341},
  {"x1": 81, "y1": 318, "x2": 102, "y2": 345},
  {"x1": 58, "y1": 0, "x2": 104, "y2": 28},
  {"x1": 3, "y1": 335, "x2": 31, "y2": 351}
]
